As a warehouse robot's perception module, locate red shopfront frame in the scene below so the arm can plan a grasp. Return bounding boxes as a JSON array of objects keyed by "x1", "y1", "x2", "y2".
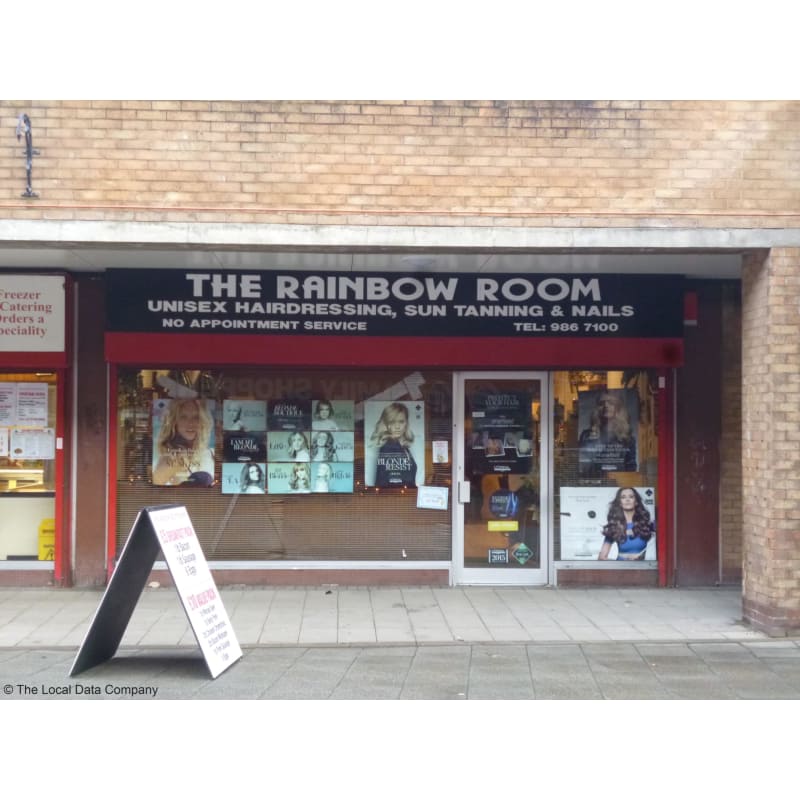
[
  {"x1": 105, "y1": 333, "x2": 683, "y2": 369},
  {"x1": 105, "y1": 331, "x2": 682, "y2": 585},
  {"x1": 1, "y1": 276, "x2": 72, "y2": 585}
]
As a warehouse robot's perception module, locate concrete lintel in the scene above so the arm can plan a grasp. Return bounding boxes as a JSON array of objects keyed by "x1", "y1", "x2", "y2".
[{"x1": 1, "y1": 218, "x2": 800, "y2": 251}]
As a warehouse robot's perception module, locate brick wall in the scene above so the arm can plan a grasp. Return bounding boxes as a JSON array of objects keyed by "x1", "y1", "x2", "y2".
[
  {"x1": 2, "y1": 100, "x2": 799, "y2": 227},
  {"x1": 742, "y1": 249, "x2": 800, "y2": 634},
  {"x1": 720, "y1": 282, "x2": 743, "y2": 583}
]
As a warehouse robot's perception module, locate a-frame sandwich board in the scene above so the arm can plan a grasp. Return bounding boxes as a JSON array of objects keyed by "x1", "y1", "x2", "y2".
[{"x1": 70, "y1": 504, "x2": 242, "y2": 679}]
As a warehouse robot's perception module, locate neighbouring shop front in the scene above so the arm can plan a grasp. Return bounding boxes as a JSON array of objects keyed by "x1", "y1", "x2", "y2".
[
  {"x1": 0, "y1": 273, "x2": 69, "y2": 583},
  {"x1": 105, "y1": 267, "x2": 682, "y2": 587}
]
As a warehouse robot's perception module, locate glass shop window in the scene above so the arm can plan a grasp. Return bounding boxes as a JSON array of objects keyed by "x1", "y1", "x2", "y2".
[
  {"x1": 552, "y1": 370, "x2": 659, "y2": 564},
  {"x1": 116, "y1": 368, "x2": 453, "y2": 562},
  {"x1": 0, "y1": 373, "x2": 57, "y2": 562}
]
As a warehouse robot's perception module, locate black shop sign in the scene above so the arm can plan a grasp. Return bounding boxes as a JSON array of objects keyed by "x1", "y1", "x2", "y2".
[{"x1": 106, "y1": 269, "x2": 684, "y2": 338}]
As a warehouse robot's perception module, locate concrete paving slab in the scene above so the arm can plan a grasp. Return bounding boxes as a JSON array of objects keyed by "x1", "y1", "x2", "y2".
[
  {"x1": 744, "y1": 641, "x2": 800, "y2": 657},
  {"x1": 330, "y1": 647, "x2": 416, "y2": 700},
  {"x1": 526, "y1": 644, "x2": 603, "y2": 700},
  {"x1": 399, "y1": 645, "x2": 471, "y2": 700},
  {"x1": 467, "y1": 645, "x2": 535, "y2": 700},
  {"x1": 260, "y1": 647, "x2": 358, "y2": 700}
]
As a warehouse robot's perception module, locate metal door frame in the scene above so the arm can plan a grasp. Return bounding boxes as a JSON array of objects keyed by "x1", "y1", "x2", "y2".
[{"x1": 452, "y1": 371, "x2": 550, "y2": 586}]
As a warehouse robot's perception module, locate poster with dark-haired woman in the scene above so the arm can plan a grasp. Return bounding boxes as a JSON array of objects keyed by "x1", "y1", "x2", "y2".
[{"x1": 560, "y1": 486, "x2": 656, "y2": 561}]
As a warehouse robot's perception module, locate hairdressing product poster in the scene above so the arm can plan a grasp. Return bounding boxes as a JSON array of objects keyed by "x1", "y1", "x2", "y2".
[
  {"x1": 577, "y1": 388, "x2": 639, "y2": 475},
  {"x1": 308, "y1": 430, "x2": 355, "y2": 462},
  {"x1": 221, "y1": 461, "x2": 266, "y2": 495},
  {"x1": 223, "y1": 431, "x2": 267, "y2": 462},
  {"x1": 151, "y1": 398, "x2": 216, "y2": 487},
  {"x1": 267, "y1": 461, "x2": 312, "y2": 494},
  {"x1": 560, "y1": 486, "x2": 656, "y2": 561},
  {"x1": 364, "y1": 400, "x2": 425, "y2": 488},
  {"x1": 469, "y1": 389, "x2": 531, "y2": 431},
  {"x1": 267, "y1": 430, "x2": 312, "y2": 462},
  {"x1": 223, "y1": 400, "x2": 267, "y2": 432},
  {"x1": 268, "y1": 399, "x2": 312, "y2": 432},
  {"x1": 310, "y1": 461, "x2": 354, "y2": 493},
  {"x1": 311, "y1": 399, "x2": 354, "y2": 431},
  {"x1": 502, "y1": 430, "x2": 534, "y2": 457},
  {"x1": 467, "y1": 389, "x2": 534, "y2": 475}
]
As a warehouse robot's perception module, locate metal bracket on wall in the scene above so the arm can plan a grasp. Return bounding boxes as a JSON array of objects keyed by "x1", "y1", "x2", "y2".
[{"x1": 16, "y1": 113, "x2": 40, "y2": 198}]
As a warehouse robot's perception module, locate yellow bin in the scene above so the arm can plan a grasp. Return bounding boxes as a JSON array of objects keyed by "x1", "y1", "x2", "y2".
[{"x1": 38, "y1": 518, "x2": 55, "y2": 561}]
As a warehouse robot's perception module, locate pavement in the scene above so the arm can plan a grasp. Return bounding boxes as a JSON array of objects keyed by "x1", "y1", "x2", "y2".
[{"x1": 2, "y1": 584, "x2": 800, "y2": 699}]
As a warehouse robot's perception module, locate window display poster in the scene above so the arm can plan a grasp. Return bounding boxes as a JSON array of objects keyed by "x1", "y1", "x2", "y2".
[
  {"x1": 433, "y1": 440, "x2": 449, "y2": 464},
  {"x1": 308, "y1": 430, "x2": 355, "y2": 463},
  {"x1": 469, "y1": 390, "x2": 531, "y2": 431},
  {"x1": 8, "y1": 427, "x2": 55, "y2": 459},
  {"x1": 560, "y1": 486, "x2": 656, "y2": 561},
  {"x1": 267, "y1": 430, "x2": 312, "y2": 462},
  {"x1": 221, "y1": 462, "x2": 266, "y2": 495},
  {"x1": 311, "y1": 462, "x2": 354, "y2": 493},
  {"x1": 223, "y1": 431, "x2": 267, "y2": 462},
  {"x1": 268, "y1": 399, "x2": 312, "y2": 432},
  {"x1": 266, "y1": 400, "x2": 356, "y2": 494},
  {"x1": 151, "y1": 398, "x2": 217, "y2": 487},
  {"x1": 267, "y1": 461, "x2": 312, "y2": 494},
  {"x1": 577, "y1": 388, "x2": 639, "y2": 475},
  {"x1": 266, "y1": 460, "x2": 354, "y2": 494},
  {"x1": 417, "y1": 485, "x2": 449, "y2": 510},
  {"x1": 364, "y1": 400, "x2": 425, "y2": 488},
  {"x1": 223, "y1": 400, "x2": 267, "y2": 432},
  {"x1": 15, "y1": 383, "x2": 49, "y2": 426},
  {"x1": 0, "y1": 384, "x2": 16, "y2": 424},
  {"x1": 467, "y1": 390, "x2": 534, "y2": 475},
  {"x1": 0, "y1": 427, "x2": 7, "y2": 457},
  {"x1": 312, "y1": 399, "x2": 354, "y2": 431}
]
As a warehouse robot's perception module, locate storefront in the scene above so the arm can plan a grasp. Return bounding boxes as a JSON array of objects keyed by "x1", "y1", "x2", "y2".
[
  {"x1": 104, "y1": 267, "x2": 683, "y2": 587},
  {"x1": 0, "y1": 273, "x2": 69, "y2": 584}
]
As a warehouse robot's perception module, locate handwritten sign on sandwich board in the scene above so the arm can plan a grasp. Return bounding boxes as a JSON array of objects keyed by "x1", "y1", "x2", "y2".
[{"x1": 70, "y1": 504, "x2": 242, "y2": 679}]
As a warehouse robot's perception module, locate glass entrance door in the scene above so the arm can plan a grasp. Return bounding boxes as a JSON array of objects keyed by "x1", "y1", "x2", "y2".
[{"x1": 453, "y1": 372, "x2": 549, "y2": 585}]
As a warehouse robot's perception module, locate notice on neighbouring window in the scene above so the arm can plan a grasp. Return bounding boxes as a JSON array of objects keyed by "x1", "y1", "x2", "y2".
[
  {"x1": 9, "y1": 427, "x2": 55, "y2": 459},
  {"x1": 0, "y1": 384, "x2": 15, "y2": 424},
  {"x1": 15, "y1": 383, "x2": 49, "y2": 426}
]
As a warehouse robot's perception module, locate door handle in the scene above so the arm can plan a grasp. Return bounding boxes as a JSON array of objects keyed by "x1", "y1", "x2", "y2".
[{"x1": 458, "y1": 481, "x2": 471, "y2": 504}]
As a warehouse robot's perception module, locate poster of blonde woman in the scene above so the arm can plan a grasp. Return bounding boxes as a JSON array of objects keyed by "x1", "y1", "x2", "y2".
[
  {"x1": 364, "y1": 400, "x2": 425, "y2": 488},
  {"x1": 577, "y1": 388, "x2": 638, "y2": 476},
  {"x1": 152, "y1": 398, "x2": 216, "y2": 486}
]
